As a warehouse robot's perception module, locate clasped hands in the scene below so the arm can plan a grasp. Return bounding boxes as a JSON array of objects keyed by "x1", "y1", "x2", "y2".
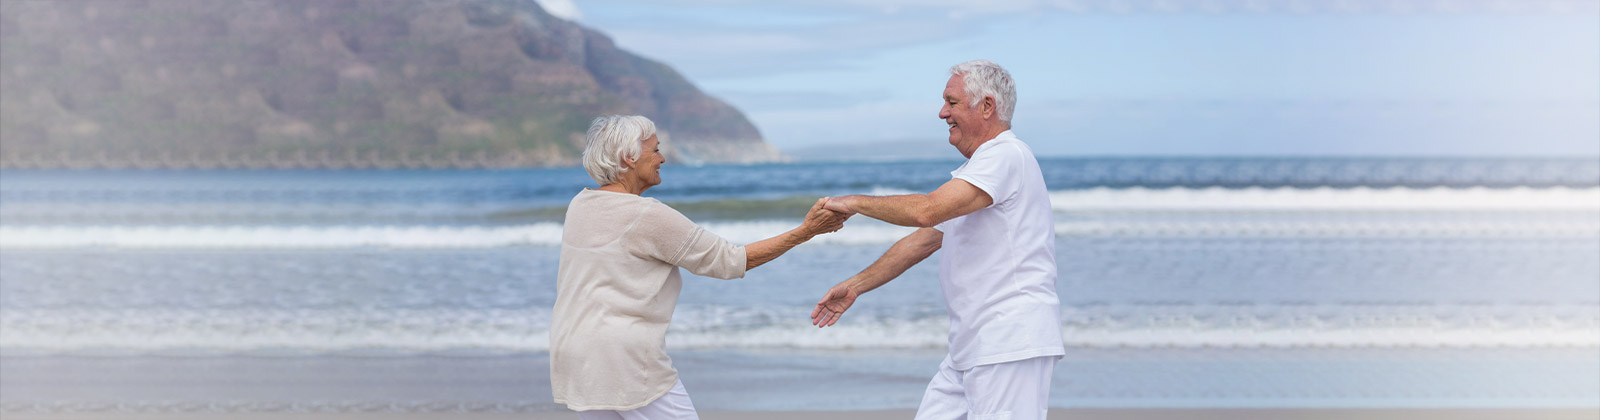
[{"x1": 801, "y1": 196, "x2": 856, "y2": 236}]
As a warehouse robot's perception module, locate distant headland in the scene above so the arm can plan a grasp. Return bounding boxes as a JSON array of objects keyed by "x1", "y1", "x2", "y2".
[{"x1": 0, "y1": 0, "x2": 786, "y2": 169}]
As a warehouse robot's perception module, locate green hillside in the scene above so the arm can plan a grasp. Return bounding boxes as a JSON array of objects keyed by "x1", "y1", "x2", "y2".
[{"x1": 0, "y1": 0, "x2": 784, "y2": 169}]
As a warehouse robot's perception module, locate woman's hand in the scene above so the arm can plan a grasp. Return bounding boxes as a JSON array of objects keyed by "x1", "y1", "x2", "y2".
[{"x1": 801, "y1": 198, "x2": 850, "y2": 237}]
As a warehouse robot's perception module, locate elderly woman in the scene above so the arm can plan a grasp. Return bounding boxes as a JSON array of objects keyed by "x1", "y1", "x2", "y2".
[{"x1": 550, "y1": 115, "x2": 846, "y2": 418}]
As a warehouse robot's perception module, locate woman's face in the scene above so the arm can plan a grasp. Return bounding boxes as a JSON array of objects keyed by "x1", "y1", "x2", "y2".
[{"x1": 630, "y1": 134, "x2": 665, "y2": 188}]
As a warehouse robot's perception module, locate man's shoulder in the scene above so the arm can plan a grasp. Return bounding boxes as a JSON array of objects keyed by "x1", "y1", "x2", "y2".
[{"x1": 973, "y1": 135, "x2": 1038, "y2": 165}]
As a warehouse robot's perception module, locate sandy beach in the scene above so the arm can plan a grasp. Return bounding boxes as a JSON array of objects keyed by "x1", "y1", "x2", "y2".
[{"x1": 6, "y1": 409, "x2": 1599, "y2": 420}]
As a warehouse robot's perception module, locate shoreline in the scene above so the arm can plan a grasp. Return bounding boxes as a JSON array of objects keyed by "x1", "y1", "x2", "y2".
[
  {"x1": 5, "y1": 348, "x2": 1597, "y2": 414},
  {"x1": 4, "y1": 409, "x2": 1597, "y2": 420}
]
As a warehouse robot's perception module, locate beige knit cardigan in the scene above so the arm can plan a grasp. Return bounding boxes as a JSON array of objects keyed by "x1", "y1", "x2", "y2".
[{"x1": 550, "y1": 189, "x2": 747, "y2": 411}]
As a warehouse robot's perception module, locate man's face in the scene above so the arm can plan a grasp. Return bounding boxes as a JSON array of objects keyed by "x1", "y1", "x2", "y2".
[{"x1": 939, "y1": 74, "x2": 985, "y2": 157}]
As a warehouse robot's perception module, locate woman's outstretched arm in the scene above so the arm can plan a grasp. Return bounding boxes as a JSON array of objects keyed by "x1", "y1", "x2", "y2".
[{"x1": 744, "y1": 198, "x2": 849, "y2": 270}]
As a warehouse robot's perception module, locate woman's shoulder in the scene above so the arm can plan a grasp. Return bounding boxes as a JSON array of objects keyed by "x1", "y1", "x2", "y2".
[
  {"x1": 635, "y1": 198, "x2": 690, "y2": 224},
  {"x1": 572, "y1": 188, "x2": 656, "y2": 206},
  {"x1": 563, "y1": 191, "x2": 657, "y2": 248},
  {"x1": 568, "y1": 190, "x2": 685, "y2": 224}
]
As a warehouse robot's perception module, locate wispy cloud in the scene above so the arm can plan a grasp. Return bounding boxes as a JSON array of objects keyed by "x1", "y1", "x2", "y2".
[
  {"x1": 589, "y1": 0, "x2": 1598, "y2": 17},
  {"x1": 598, "y1": 14, "x2": 964, "y2": 78},
  {"x1": 575, "y1": 0, "x2": 1599, "y2": 156},
  {"x1": 584, "y1": 0, "x2": 1597, "y2": 79},
  {"x1": 535, "y1": 0, "x2": 584, "y2": 20},
  {"x1": 709, "y1": 90, "x2": 894, "y2": 112}
]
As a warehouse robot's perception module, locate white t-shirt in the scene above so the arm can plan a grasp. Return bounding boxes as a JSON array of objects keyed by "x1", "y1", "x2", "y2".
[{"x1": 934, "y1": 130, "x2": 1065, "y2": 370}]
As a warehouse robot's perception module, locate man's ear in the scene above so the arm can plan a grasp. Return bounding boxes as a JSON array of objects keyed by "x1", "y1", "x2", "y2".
[{"x1": 982, "y1": 96, "x2": 996, "y2": 119}]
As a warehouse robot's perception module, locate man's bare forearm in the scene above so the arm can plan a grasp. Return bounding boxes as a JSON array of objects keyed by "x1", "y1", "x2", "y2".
[
  {"x1": 835, "y1": 194, "x2": 939, "y2": 228},
  {"x1": 830, "y1": 179, "x2": 991, "y2": 228},
  {"x1": 844, "y1": 227, "x2": 942, "y2": 294}
]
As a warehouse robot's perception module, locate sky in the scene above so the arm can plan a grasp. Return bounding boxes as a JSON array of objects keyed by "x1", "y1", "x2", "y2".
[{"x1": 542, "y1": 0, "x2": 1599, "y2": 157}]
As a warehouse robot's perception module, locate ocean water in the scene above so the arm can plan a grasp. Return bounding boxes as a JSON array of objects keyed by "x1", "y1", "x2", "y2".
[{"x1": 1, "y1": 157, "x2": 1597, "y2": 413}]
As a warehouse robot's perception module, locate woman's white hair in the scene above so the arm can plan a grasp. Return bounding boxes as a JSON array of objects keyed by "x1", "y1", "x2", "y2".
[
  {"x1": 950, "y1": 60, "x2": 1016, "y2": 124},
  {"x1": 581, "y1": 115, "x2": 656, "y2": 186}
]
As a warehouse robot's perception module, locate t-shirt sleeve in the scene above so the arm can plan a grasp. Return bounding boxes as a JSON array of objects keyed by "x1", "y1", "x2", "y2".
[
  {"x1": 625, "y1": 201, "x2": 748, "y2": 280},
  {"x1": 951, "y1": 142, "x2": 1021, "y2": 208}
]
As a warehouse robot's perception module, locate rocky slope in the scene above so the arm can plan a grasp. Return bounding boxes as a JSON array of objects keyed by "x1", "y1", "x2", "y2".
[{"x1": 0, "y1": 0, "x2": 785, "y2": 169}]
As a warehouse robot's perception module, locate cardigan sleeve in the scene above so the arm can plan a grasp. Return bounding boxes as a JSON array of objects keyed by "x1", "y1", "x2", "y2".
[{"x1": 625, "y1": 200, "x2": 748, "y2": 280}]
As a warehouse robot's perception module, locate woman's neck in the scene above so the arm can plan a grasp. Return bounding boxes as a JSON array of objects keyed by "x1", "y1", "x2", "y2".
[{"x1": 598, "y1": 181, "x2": 642, "y2": 195}]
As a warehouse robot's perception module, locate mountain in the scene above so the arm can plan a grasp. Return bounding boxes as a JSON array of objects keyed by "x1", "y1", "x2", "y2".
[{"x1": 0, "y1": 0, "x2": 785, "y2": 169}]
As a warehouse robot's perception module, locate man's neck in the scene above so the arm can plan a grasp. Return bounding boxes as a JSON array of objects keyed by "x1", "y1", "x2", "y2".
[
  {"x1": 985, "y1": 123, "x2": 1011, "y2": 140},
  {"x1": 962, "y1": 124, "x2": 1012, "y2": 158}
]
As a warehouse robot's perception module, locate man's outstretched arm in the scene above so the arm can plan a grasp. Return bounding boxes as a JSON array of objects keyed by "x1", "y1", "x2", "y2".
[
  {"x1": 825, "y1": 178, "x2": 992, "y2": 228},
  {"x1": 812, "y1": 227, "x2": 943, "y2": 327}
]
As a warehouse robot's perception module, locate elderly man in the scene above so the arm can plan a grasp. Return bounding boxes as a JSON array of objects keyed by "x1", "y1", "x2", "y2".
[{"x1": 813, "y1": 60, "x2": 1063, "y2": 420}]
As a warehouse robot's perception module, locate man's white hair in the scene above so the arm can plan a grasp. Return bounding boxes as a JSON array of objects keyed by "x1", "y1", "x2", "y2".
[
  {"x1": 582, "y1": 115, "x2": 656, "y2": 186},
  {"x1": 950, "y1": 60, "x2": 1016, "y2": 124}
]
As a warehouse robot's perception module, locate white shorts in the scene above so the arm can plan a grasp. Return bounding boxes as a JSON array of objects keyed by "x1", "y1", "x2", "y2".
[
  {"x1": 576, "y1": 379, "x2": 698, "y2": 420},
  {"x1": 914, "y1": 355, "x2": 1058, "y2": 420}
]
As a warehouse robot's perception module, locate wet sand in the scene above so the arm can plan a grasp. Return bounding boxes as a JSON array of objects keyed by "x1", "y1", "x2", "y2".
[{"x1": 6, "y1": 408, "x2": 1600, "y2": 420}]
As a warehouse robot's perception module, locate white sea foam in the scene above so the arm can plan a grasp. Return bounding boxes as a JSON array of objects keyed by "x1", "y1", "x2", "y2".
[
  {"x1": 1049, "y1": 186, "x2": 1600, "y2": 211},
  {"x1": 3, "y1": 187, "x2": 1595, "y2": 249},
  {"x1": 0, "y1": 224, "x2": 569, "y2": 249},
  {"x1": 1048, "y1": 186, "x2": 1600, "y2": 238},
  {"x1": 0, "y1": 221, "x2": 917, "y2": 249},
  {"x1": 0, "y1": 308, "x2": 548, "y2": 356},
  {"x1": 1051, "y1": 219, "x2": 1600, "y2": 238},
  {"x1": 3, "y1": 215, "x2": 1591, "y2": 249},
  {"x1": 3, "y1": 304, "x2": 1594, "y2": 355}
]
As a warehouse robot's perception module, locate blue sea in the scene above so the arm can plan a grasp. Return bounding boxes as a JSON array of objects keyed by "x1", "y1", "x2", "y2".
[{"x1": 1, "y1": 157, "x2": 1597, "y2": 414}]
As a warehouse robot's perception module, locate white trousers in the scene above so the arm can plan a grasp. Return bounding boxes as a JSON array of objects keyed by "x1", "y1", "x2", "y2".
[
  {"x1": 914, "y1": 355, "x2": 1058, "y2": 420},
  {"x1": 576, "y1": 379, "x2": 699, "y2": 420}
]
